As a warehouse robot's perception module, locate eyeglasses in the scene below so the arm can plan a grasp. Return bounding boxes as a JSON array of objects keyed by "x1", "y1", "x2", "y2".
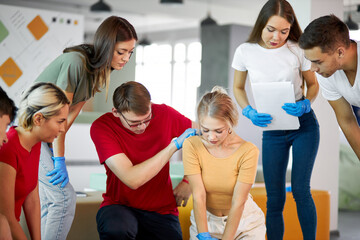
[{"x1": 119, "y1": 111, "x2": 153, "y2": 128}]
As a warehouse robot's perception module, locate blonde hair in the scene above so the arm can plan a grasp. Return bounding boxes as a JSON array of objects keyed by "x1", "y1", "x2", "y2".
[
  {"x1": 197, "y1": 86, "x2": 239, "y2": 127},
  {"x1": 18, "y1": 83, "x2": 70, "y2": 130}
]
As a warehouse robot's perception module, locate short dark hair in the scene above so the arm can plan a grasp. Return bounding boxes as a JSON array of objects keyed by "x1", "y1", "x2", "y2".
[
  {"x1": 0, "y1": 87, "x2": 17, "y2": 123},
  {"x1": 299, "y1": 14, "x2": 351, "y2": 53},
  {"x1": 247, "y1": 0, "x2": 302, "y2": 43},
  {"x1": 113, "y1": 81, "x2": 151, "y2": 115}
]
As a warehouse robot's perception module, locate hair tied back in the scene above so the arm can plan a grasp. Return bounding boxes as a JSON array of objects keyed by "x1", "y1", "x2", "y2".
[{"x1": 211, "y1": 86, "x2": 228, "y2": 95}]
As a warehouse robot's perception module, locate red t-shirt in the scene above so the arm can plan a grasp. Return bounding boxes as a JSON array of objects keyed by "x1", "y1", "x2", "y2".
[
  {"x1": 0, "y1": 127, "x2": 41, "y2": 221},
  {"x1": 90, "y1": 104, "x2": 191, "y2": 216}
]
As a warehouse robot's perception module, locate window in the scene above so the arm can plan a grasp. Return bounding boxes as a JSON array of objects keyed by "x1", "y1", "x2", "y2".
[
  {"x1": 135, "y1": 41, "x2": 201, "y2": 120},
  {"x1": 350, "y1": 30, "x2": 360, "y2": 41}
]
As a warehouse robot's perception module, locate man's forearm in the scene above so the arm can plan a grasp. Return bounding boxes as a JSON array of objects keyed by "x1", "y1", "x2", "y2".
[{"x1": 343, "y1": 127, "x2": 360, "y2": 160}]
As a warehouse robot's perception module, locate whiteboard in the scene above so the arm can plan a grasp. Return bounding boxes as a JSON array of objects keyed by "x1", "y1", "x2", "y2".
[{"x1": 0, "y1": 4, "x2": 84, "y2": 105}]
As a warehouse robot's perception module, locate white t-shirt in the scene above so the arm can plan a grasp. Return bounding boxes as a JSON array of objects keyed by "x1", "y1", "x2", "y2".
[
  {"x1": 232, "y1": 41, "x2": 311, "y2": 101},
  {"x1": 317, "y1": 42, "x2": 360, "y2": 107}
]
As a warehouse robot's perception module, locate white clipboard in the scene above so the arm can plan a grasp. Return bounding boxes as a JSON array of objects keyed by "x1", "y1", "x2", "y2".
[{"x1": 251, "y1": 82, "x2": 300, "y2": 130}]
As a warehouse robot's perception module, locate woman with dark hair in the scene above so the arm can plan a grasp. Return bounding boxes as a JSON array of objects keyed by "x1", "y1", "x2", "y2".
[
  {"x1": 34, "y1": 16, "x2": 137, "y2": 239},
  {"x1": 0, "y1": 82, "x2": 70, "y2": 240},
  {"x1": 232, "y1": 0, "x2": 320, "y2": 239}
]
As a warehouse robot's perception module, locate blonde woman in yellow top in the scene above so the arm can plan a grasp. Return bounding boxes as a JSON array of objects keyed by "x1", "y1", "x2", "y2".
[{"x1": 183, "y1": 87, "x2": 266, "y2": 240}]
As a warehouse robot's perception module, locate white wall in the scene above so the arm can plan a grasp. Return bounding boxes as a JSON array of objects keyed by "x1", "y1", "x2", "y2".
[
  {"x1": 290, "y1": 0, "x2": 343, "y2": 232},
  {"x1": 64, "y1": 123, "x2": 103, "y2": 191}
]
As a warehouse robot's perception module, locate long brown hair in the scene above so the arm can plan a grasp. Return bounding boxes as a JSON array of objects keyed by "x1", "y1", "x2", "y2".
[
  {"x1": 247, "y1": 0, "x2": 302, "y2": 43},
  {"x1": 64, "y1": 16, "x2": 138, "y2": 97}
]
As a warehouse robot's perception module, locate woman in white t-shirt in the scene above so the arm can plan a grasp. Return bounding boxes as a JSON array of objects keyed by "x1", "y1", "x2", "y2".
[{"x1": 232, "y1": 1, "x2": 320, "y2": 239}]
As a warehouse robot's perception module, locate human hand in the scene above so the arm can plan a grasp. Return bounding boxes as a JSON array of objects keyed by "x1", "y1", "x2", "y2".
[
  {"x1": 196, "y1": 232, "x2": 218, "y2": 240},
  {"x1": 282, "y1": 99, "x2": 311, "y2": 117},
  {"x1": 242, "y1": 105, "x2": 272, "y2": 127},
  {"x1": 173, "y1": 179, "x2": 191, "y2": 207},
  {"x1": 46, "y1": 157, "x2": 69, "y2": 188},
  {"x1": 173, "y1": 128, "x2": 197, "y2": 149}
]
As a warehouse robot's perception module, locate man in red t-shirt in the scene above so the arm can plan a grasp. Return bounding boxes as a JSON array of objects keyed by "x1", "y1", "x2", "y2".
[
  {"x1": 0, "y1": 87, "x2": 17, "y2": 149},
  {"x1": 0, "y1": 87, "x2": 17, "y2": 240},
  {"x1": 91, "y1": 81, "x2": 197, "y2": 240}
]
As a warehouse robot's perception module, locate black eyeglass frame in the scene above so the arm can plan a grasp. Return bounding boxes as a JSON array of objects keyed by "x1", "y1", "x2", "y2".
[{"x1": 119, "y1": 111, "x2": 153, "y2": 128}]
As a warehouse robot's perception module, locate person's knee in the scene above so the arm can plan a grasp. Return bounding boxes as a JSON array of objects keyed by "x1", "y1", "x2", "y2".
[
  {"x1": 266, "y1": 193, "x2": 286, "y2": 212},
  {"x1": 98, "y1": 220, "x2": 137, "y2": 240},
  {"x1": 45, "y1": 183, "x2": 76, "y2": 217},
  {"x1": 96, "y1": 206, "x2": 138, "y2": 240},
  {"x1": 291, "y1": 187, "x2": 312, "y2": 202}
]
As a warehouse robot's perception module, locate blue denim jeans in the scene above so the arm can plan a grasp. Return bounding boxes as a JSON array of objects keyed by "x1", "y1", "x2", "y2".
[
  {"x1": 38, "y1": 142, "x2": 76, "y2": 240},
  {"x1": 262, "y1": 110, "x2": 320, "y2": 240},
  {"x1": 96, "y1": 205, "x2": 182, "y2": 240}
]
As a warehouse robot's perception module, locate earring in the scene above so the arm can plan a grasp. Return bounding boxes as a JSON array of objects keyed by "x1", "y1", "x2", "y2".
[{"x1": 228, "y1": 128, "x2": 232, "y2": 134}]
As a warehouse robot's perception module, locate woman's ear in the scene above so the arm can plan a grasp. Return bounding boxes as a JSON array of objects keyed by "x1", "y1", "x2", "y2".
[{"x1": 33, "y1": 112, "x2": 44, "y2": 126}]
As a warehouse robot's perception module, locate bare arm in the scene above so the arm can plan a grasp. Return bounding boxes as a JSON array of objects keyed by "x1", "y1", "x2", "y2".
[
  {"x1": 105, "y1": 141, "x2": 178, "y2": 190},
  {"x1": 0, "y1": 163, "x2": 27, "y2": 240},
  {"x1": 23, "y1": 183, "x2": 41, "y2": 240},
  {"x1": 173, "y1": 175, "x2": 192, "y2": 207},
  {"x1": 302, "y1": 70, "x2": 319, "y2": 103},
  {"x1": 233, "y1": 70, "x2": 250, "y2": 109},
  {"x1": 222, "y1": 182, "x2": 252, "y2": 240},
  {"x1": 329, "y1": 98, "x2": 360, "y2": 160},
  {"x1": 172, "y1": 119, "x2": 198, "y2": 207},
  {"x1": 53, "y1": 91, "x2": 86, "y2": 157},
  {"x1": 187, "y1": 173, "x2": 208, "y2": 234}
]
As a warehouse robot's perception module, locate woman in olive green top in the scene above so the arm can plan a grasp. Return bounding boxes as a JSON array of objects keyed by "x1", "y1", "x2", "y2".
[{"x1": 34, "y1": 16, "x2": 137, "y2": 240}]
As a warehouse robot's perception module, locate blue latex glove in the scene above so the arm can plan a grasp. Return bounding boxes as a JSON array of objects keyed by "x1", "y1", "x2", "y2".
[
  {"x1": 173, "y1": 128, "x2": 197, "y2": 149},
  {"x1": 46, "y1": 157, "x2": 69, "y2": 188},
  {"x1": 242, "y1": 105, "x2": 272, "y2": 127},
  {"x1": 196, "y1": 232, "x2": 218, "y2": 240},
  {"x1": 282, "y1": 99, "x2": 311, "y2": 117}
]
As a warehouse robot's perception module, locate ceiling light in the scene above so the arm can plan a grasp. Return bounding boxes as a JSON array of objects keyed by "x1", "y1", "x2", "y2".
[
  {"x1": 90, "y1": 0, "x2": 111, "y2": 12},
  {"x1": 346, "y1": 15, "x2": 359, "y2": 31},
  {"x1": 200, "y1": 12, "x2": 217, "y2": 26},
  {"x1": 160, "y1": 0, "x2": 183, "y2": 4},
  {"x1": 138, "y1": 37, "x2": 151, "y2": 46}
]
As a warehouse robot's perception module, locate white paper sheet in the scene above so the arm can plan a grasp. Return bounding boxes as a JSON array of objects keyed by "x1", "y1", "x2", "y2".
[{"x1": 251, "y1": 82, "x2": 300, "y2": 130}]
